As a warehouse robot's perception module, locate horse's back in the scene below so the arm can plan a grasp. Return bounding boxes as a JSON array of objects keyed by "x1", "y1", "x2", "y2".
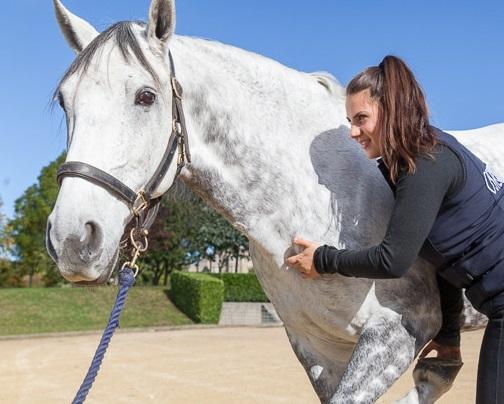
[{"x1": 448, "y1": 123, "x2": 504, "y2": 177}]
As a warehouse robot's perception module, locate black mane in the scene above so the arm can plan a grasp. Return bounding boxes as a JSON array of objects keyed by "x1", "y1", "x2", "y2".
[{"x1": 54, "y1": 21, "x2": 160, "y2": 99}]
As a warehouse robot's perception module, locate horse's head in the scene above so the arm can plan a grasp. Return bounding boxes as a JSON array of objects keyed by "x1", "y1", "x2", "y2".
[{"x1": 47, "y1": 0, "x2": 182, "y2": 283}]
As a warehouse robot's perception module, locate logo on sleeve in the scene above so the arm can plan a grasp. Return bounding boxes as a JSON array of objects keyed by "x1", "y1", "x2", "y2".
[{"x1": 484, "y1": 166, "x2": 503, "y2": 194}]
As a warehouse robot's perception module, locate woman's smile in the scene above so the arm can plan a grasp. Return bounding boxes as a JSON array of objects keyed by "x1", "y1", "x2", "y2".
[
  {"x1": 356, "y1": 136, "x2": 371, "y2": 150},
  {"x1": 345, "y1": 89, "x2": 382, "y2": 159}
]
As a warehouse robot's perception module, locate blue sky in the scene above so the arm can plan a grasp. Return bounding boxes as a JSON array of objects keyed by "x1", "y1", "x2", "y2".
[{"x1": 1, "y1": 0, "x2": 503, "y2": 218}]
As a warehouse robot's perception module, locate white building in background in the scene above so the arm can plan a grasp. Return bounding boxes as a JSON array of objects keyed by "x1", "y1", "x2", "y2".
[{"x1": 187, "y1": 256, "x2": 253, "y2": 274}]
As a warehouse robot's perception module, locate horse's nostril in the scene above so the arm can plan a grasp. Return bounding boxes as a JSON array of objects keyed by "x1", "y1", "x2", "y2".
[
  {"x1": 80, "y1": 221, "x2": 103, "y2": 262},
  {"x1": 84, "y1": 222, "x2": 96, "y2": 244},
  {"x1": 47, "y1": 218, "x2": 105, "y2": 267}
]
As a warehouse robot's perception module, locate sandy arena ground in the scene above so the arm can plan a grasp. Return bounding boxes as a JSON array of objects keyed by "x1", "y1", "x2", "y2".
[{"x1": 0, "y1": 326, "x2": 483, "y2": 403}]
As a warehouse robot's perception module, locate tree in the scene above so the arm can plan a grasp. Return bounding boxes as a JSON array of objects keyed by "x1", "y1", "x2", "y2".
[
  {"x1": 140, "y1": 190, "x2": 213, "y2": 285},
  {"x1": 192, "y1": 204, "x2": 250, "y2": 272},
  {"x1": 140, "y1": 183, "x2": 250, "y2": 284},
  {"x1": 8, "y1": 154, "x2": 66, "y2": 287},
  {"x1": 0, "y1": 200, "x2": 21, "y2": 287},
  {"x1": 0, "y1": 259, "x2": 22, "y2": 287},
  {"x1": 140, "y1": 203, "x2": 193, "y2": 286},
  {"x1": 0, "y1": 199, "x2": 11, "y2": 257}
]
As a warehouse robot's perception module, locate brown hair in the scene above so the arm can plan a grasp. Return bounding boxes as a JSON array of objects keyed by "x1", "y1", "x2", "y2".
[{"x1": 346, "y1": 55, "x2": 437, "y2": 183}]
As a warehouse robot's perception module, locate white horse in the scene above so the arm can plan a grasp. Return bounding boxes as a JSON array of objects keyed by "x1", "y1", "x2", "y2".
[{"x1": 47, "y1": 0, "x2": 503, "y2": 402}]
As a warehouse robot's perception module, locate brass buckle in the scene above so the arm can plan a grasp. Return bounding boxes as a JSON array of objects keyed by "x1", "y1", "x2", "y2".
[
  {"x1": 121, "y1": 228, "x2": 149, "y2": 278},
  {"x1": 172, "y1": 119, "x2": 182, "y2": 134},
  {"x1": 171, "y1": 77, "x2": 183, "y2": 100},
  {"x1": 132, "y1": 191, "x2": 148, "y2": 217},
  {"x1": 177, "y1": 135, "x2": 186, "y2": 166}
]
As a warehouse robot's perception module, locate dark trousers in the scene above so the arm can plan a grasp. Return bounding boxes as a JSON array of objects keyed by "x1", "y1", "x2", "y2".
[{"x1": 476, "y1": 298, "x2": 504, "y2": 403}]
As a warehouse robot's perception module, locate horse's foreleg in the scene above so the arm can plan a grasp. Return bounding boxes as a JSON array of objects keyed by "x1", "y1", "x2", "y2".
[
  {"x1": 396, "y1": 357, "x2": 463, "y2": 404},
  {"x1": 329, "y1": 312, "x2": 416, "y2": 404},
  {"x1": 284, "y1": 326, "x2": 355, "y2": 403}
]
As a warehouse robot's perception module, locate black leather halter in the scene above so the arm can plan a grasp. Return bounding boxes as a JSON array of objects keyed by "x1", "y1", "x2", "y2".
[{"x1": 57, "y1": 51, "x2": 191, "y2": 235}]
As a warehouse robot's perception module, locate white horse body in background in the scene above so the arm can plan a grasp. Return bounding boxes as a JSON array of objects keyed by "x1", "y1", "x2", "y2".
[{"x1": 47, "y1": 0, "x2": 504, "y2": 402}]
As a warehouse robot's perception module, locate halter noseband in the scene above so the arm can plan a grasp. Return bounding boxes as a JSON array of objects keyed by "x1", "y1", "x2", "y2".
[{"x1": 57, "y1": 51, "x2": 191, "y2": 243}]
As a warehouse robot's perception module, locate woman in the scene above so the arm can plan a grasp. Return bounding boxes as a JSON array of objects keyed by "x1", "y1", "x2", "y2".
[{"x1": 286, "y1": 55, "x2": 504, "y2": 403}]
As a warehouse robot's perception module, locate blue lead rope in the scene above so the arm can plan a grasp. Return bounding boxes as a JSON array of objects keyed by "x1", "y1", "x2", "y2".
[{"x1": 72, "y1": 267, "x2": 136, "y2": 404}]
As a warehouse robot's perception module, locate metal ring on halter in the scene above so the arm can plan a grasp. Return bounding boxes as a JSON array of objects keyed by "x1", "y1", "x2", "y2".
[
  {"x1": 121, "y1": 261, "x2": 140, "y2": 277},
  {"x1": 129, "y1": 228, "x2": 149, "y2": 252}
]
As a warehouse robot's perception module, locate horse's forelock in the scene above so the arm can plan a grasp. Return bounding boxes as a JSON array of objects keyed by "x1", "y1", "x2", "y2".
[{"x1": 53, "y1": 21, "x2": 161, "y2": 102}]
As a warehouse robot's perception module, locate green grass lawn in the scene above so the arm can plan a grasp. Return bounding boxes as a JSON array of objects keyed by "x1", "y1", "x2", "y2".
[{"x1": 0, "y1": 286, "x2": 193, "y2": 336}]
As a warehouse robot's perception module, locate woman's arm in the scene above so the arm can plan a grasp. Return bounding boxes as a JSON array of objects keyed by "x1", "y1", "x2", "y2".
[
  {"x1": 433, "y1": 275, "x2": 464, "y2": 346},
  {"x1": 419, "y1": 275, "x2": 463, "y2": 358},
  {"x1": 314, "y1": 145, "x2": 463, "y2": 278}
]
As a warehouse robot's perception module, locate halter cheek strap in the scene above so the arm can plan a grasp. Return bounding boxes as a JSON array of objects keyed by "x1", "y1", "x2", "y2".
[{"x1": 57, "y1": 162, "x2": 138, "y2": 205}]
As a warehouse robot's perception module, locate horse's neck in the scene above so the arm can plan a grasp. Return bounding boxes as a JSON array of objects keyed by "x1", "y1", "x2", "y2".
[{"x1": 170, "y1": 37, "x2": 391, "y2": 265}]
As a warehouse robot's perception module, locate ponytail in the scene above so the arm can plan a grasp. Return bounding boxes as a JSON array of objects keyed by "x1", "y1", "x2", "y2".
[{"x1": 347, "y1": 55, "x2": 437, "y2": 183}]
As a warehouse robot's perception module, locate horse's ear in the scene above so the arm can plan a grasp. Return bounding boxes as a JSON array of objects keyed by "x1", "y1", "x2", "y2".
[
  {"x1": 53, "y1": 0, "x2": 99, "y2": 54},
  {"x1": 147, "y1": 0, "x2": 175, "y2": 49}
]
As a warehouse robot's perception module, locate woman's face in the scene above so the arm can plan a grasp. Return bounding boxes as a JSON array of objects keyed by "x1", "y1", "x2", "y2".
[{"x1": 345, "y1": 89, "x2": 382, "y2": 159}]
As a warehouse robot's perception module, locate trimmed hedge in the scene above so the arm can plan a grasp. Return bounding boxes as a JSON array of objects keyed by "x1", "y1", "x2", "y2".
[
  {"x1": 170, "y1": 272, "x2": 224, "y2": 324},
  {"x1": 210, "y1": 273, "x2": 269, "y2": 302}
]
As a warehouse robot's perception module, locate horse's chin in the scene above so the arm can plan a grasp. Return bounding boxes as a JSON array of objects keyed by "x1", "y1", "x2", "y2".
[{"x1": 74, "y1": 249, "x2": 120, "y2": 286}]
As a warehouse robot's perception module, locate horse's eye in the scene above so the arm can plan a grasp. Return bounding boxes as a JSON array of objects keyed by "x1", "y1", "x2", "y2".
[{"x1": 135, "y1": 90, "x2": 156, "y2": 106}]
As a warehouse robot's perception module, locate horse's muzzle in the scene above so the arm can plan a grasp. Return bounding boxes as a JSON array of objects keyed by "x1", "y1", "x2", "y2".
[{"x1": 46, "y1": 217, "x2": 112, "y2": 283}]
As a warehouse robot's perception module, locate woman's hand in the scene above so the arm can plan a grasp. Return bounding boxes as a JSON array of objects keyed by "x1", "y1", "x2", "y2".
[
  {"x1": 419, "y1": 340, "x2": 462, "y2": 362},
  {"x1": 285, "y1": 238, "x2": 320, "y2": 279}
]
